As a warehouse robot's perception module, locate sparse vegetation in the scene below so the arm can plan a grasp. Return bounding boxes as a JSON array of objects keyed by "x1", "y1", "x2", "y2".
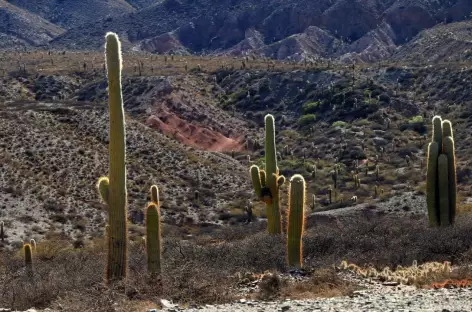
[{"x1": 1, "y1": 16, "x2": 472, "y2": 310}]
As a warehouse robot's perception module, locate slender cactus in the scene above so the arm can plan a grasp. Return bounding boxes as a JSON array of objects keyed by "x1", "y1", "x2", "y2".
[
  {"x1": 287, "y1": 175, "x2": 306, "y2": 268},
  {"x1": 438, "y1": 155, "x2": 450, "y2": 226},
  {"x1": 426, "y1": 142, "x2": 439, "y2": 226},
  {"x1": 0, "y1": 221, "x2": 4, "y2": 242},
  {"x1": 24, "y1": 243, "x2": 33, "y2": 276},
  {"x1": 146, "y1": 201, "x2": 162, "y2": 275},
  {"x1": 97, "y1": 32, "x2": 128, "y2": 282},
  {"x1": 443, "y1": 136, "x2": 456, "y2": 224},
  {"x1": 30, "y1": 239, "x2": 36, "y2": 250}
]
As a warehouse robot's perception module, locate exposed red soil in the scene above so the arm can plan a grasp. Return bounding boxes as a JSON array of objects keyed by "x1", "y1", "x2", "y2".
[
  {"x1": 429, "y1": 279, "x2": 472, "y2": 289},
  {"x1": 145, "y1": 110, "x2": 244, "y2": 152}
]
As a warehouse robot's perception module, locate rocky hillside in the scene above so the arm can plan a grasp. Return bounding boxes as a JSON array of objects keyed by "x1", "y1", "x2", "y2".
[
  {"x1": 2, "y1": 51, "x2": 472, "y2": 248},
  {"x1": 0, "y1": 0, "x2": 64, "y2": 49},
  {"x1": 1, "y1": 0, "x2": 472, "y2": 62},
  {"x1": 6, "y1": 0, "x2": 136, "y2": 29}
]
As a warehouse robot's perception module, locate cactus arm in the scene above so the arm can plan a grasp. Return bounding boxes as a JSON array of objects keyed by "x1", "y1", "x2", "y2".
[
  {"x1": 438, "y1": 154, "x2": 450, "y2": 226},
  {"x1": 250, "y1": 165, "x2": 263, "y2": 198},
  {"x1": 150, "y1": 185, "x2": 159, "y2": 205},
  {"x1": 426, "y1": 142, "x2": 440, "y2": 226},
  {"x1": 443, "y1": 136, "x2": 456, "y2": 224},
  {"x1": 259, "y1": 169, "x2": 266, "y2": 187},
  {"x1": 287, "y1": 174, "x2": 306, "y2": 268},
  {"x1": 277, "y1": 175, "x2": 285, "y2": 187},
  {"x1": 145, "y1": 203, "x2": 162, "y2": 275},
  {"x1": 442, "y1": 120, "x2": 453, "y2": 139},
  {"x1": 97, "y1": 176, "x2": 110, "y2": 204},
  {"x1": 104, "y1": 32, "x2": 128, "y2": 281},
  {"x1": 432, "y1": 116, "x2": 443, "y2": 148}
]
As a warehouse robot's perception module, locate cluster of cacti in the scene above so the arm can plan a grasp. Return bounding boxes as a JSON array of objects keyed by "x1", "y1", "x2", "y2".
[
  {"x1": 250, "y1": 115, "x2": 286, "y2": 234},
  {"x1": 248, "y1": 114, "x2": 307, "y2": 267},
  {"x1": 426, "y1": 116, "x2": 457, "y2": 227},
  {"x1": 146, "y1": 185, "x2": 162, "y2": 276},
  {"x1": 286, "y1": 175, "x2": 306, "y2": 268},
  {"x1": 96, "y1": 33, "x2": 129, "y2": 282},
  {"x1": 338, "y1": 260, "x2": 451, "y2": 285}
]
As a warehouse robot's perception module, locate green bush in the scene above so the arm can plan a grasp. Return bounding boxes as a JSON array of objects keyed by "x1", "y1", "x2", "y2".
[
  {"x1": 297, "y1": 114, "x2": 316, "y2": 127},
  {"x1": 331, "y1": 121, "x2": 348, "y2": 128},
  {"x1": 302, "y1": 101, "x2": 320, "y2": 114},
  {"x1": 409, "y1": 115, "x2": 424, "y2": 124}
]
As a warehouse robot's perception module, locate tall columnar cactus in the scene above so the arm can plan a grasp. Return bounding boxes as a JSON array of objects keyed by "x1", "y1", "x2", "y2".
[
  {"x1": 287, "y1": 175, "x2": 306, "y2": 268},
  {"x1": 331, "y1": 169, "x2": 338, "y2": 189},
  {"x1": 0, "y1": 221, "x2": 4, "y2": 242},
  {"x1": 97, "y1": 32, "x2": 128, "y2": 281},
  {"x1": 24, "y1": 243, "x2": 33, "y2": 276},
  {"x1": 146, "y1": 186, "x2": 162, "y2": 275},
  {"x1": 249, "y1": 114, "x2": 285, "y2": 234},
  {"x1": 426, "y1": 116, "x2": 457, "y2": 226}
]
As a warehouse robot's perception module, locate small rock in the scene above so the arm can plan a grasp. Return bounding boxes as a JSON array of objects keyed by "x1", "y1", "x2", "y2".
[
  {"x1": 239, "y1": 299, "x2": 247, "y2": 304},
  {"x1": 281, "y1": 305, "x2": 290, "y2": 311},
  {"x1": 382, "y1": 282, "x2": 399, "y2": 286},
  {"x1": 160, "y1": 299, "x2": 177, "y2": 309}
]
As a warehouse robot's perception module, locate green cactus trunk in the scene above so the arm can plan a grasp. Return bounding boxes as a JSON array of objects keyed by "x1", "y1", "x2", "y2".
[
  {"x1": 443, "y1": 135, "x2": 456, "y2": 224},
  {"x1": 264, "y1": 115, "x2": 283, "y2": 234},
  {"x1": 287, "y1": 175, "x2": 306, "y2": 268},
  {"x1": 24, "y1": 243, "x2": 33, "y2": 276},
  {"x1": 146, "y1": 202, "x2": 162, "y2": 275},
  {"x1": 426, "y1": 142, "x2": 439, "y2": 226},
  {"x1": 432, "y1": 116, "x2": 443, "y2": 151},
  {"x1": 104, "y1": 32, "x2": 128, "y2": 281},
  {"x1": 438, "y1": 155, "x2": 450, "y2": 227}
]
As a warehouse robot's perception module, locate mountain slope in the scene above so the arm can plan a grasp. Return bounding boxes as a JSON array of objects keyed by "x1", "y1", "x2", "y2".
[
  {"x1": 0, "y1": 0, "x2": 64, "y2": 48},
  {"x1": 48, "y1": 0, "x2": 472, "y2": 61},
  {"x1": 6, "y1": 0, "x2": 136, "y2": 29},
  {"x1": 392, "y1": 20, "x2": 472, "y2": 62}
]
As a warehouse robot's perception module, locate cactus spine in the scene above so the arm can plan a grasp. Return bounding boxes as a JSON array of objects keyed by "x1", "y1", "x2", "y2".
[
  {"x1": 249, "y1": 114, "x2": 285, "y2": 234},
  {"x1": 97, "y1": 32, "x2": 128, "y2": 281},
  {"x1": 146, "y1": 186, "x2": 162, "y2": 275},
  {"x1": 24, "y1": 243, "x2": 33, "y2": 276},
  {"x1": 426, "y1": 116, "x2": 457, "y2": 226},
  {"x1": 287, "y1": 175, "x2": 306, "y2": 268}
]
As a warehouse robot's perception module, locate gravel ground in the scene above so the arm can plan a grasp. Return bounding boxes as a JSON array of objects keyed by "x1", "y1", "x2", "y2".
[{"x1": 169, "y1": 288, "x2": 472, "y2": 312}]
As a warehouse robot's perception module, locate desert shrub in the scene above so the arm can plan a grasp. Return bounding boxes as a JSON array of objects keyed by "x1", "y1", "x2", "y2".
[
  {"x1": 409, "y1": 115, "x2": 424, "y2": 124},
  {"x1": 302, "y1": 101, "x2": 320, "y2": 114},
  {"x1": 331, "y1": 121, "x2": 348, "y2": 128},
  {"x1": 297, "y1": 114, "x2": 316, "y2": 127}
]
